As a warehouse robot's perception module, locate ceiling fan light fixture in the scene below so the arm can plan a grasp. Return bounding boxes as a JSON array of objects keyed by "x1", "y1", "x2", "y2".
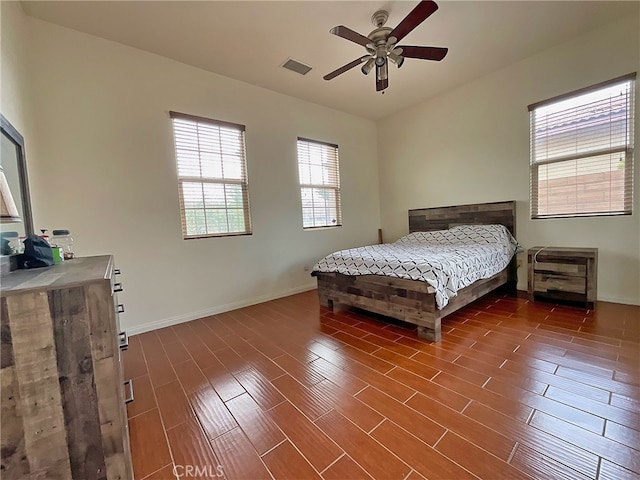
[
  {"x1": 377, "y1": 62, "x2": 388, "y2": 81},
  {"x1": 375, "y1": 55, "x2": 386, "y2": 67},
  {"x1": 388, "y1": 53, "x2": 405, "y2": 68},
  {"x1": 361, "y1": 58, "x2": 375, "y2": 75}
]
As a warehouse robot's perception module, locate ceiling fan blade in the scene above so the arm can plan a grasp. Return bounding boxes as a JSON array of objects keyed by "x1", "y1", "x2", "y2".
[
  {"x1": 330, "y1": 25, "x2": 371, "y2": 47},
  {"x1": 389, "y1": 1, "x2": 439, "y2": 43},
  {"x1": 398, "y1": 46, "x2": 448, "y2": 61},
  {"x1": 324, "y1": 56, "x2": 369, "y2": 80}
]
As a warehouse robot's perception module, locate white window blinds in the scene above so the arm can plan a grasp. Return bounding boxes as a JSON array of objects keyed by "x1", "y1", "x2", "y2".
[
  {"x1": 529, "y1": 73, "x2": 635, "y2": 219},
  {"x1": 297, "y1": 138, "x2": 342, "y2": 229},
  {"x1": 170, "y1": 111, "x2": 251, "y2": 238}
]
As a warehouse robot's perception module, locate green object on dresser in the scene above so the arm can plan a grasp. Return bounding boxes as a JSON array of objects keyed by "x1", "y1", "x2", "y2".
[{"x1": 51, "y1": 246, "x2": 63, "y2": 264}]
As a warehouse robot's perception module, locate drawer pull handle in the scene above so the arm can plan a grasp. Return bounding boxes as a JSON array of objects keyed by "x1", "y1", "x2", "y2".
[
  {"x1": 124, "y1": 379, "x2": 134, "y2": 404},
  {"x1": 113, "y1": 282, "x2": 123, "y2": 293},
  {"x1": 114, "y1": 268, "x2": 121, "y2": 275},
  {"x1": 119, "y1": 331, "x2": 128, "y2": 350},
  {"x1": 118, "y1": 304, "x2": 125, "y2": 314}
]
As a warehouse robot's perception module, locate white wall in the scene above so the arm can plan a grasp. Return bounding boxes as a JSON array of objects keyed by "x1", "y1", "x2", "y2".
[
  {"x1": 1, "y1": 1, "x2": 29, "y2": 133},
  {"x1": 0, "y1": 2, "x2": 36, "y2": 239},
  {"x1": 378, "y1": 16, "x2": 640, "y2": 305},
  {"x1": 22, "y1": 15, "x2": 380, "y2": 334}
]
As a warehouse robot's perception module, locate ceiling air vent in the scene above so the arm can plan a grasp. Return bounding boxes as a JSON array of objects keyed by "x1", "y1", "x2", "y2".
[{"x1": 282, "y1": 58, "x2": 312, "y2": 76}]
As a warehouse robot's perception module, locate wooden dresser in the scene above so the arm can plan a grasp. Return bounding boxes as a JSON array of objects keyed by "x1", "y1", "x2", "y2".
[
  {"x1": 528, "y1": 247, "x2": 598, "y2": 309},
  {"x1": 1, "y1": 255, "x2": 133, "y2": 480}
]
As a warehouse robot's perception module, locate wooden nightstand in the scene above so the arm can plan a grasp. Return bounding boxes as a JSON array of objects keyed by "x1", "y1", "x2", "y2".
[{"x1": 528, "y1": 247, "x2": 598, "y2": 309}]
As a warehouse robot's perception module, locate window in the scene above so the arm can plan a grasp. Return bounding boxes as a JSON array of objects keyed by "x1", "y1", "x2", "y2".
[
  {"x1": 529, "y1": 73, "x2": 635, "y2": 219},
  {"x1": 170, "y1": 111, "x2": 251, "y2": 238},
  {"x1": 297, "y1": 138, "x2": 342, "y2": 228}
]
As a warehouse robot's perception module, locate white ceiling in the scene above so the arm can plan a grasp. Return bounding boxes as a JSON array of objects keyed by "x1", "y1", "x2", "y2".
[{"x1": 22, "y1": 1, "x2": 638, "y2": 120}]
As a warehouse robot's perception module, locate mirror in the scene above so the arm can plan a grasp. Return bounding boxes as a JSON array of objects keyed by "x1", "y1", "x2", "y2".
[{"x1": 0, "y1": 113, "x2": 33, "y2": 266}]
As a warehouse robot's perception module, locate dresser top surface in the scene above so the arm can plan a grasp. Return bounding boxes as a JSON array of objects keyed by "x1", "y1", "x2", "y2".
[
  {"x1": 1, "y1": 255, "x2": 114, "y2": 296},
  {"x1": 528, "y1": 247, "x2": 598, "y2": 256}
]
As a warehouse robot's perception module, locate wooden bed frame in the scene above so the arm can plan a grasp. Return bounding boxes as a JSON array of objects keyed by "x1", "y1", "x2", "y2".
[{"x1": 314, "y1": 201, "x2": 517, "y2": 342}]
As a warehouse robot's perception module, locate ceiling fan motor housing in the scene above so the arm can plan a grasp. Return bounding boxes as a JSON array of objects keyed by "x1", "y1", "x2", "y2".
[
  {"x1": 371, "y1": 10, "x2": 389, "y2": 28},
  {"x1": 367, "y1": 11, "x2": 397, "y2": 70}
]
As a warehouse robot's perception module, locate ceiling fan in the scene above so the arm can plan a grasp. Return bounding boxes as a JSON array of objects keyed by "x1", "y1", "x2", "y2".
[{"x1": 323, "y1": 0, "x2": 448, "y2": 93}]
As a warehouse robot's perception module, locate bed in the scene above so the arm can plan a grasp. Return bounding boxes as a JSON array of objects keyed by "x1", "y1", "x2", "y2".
[{"x1": 312, "y1": 201, "x2": 518, "y2": 342}]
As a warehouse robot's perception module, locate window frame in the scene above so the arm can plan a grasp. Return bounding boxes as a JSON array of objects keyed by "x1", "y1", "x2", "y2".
[
  {"x1": 296, "y1": 137, "x2": 343, "y2": 229},
  {"x1": 170, "y1": 111, "x2": 252, "y2": 239},
  {"x1": 528, "y1": 73, "x2": 635, "y2": 220}
]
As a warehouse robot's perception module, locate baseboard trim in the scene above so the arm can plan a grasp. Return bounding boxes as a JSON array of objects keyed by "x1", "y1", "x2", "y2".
[
  {"x1": 597, "y1": 295, "x2": 640, "y2": 306},
  {"x1": 516, "y1": 289, "x2": 638, "y2": 307},
  {"x1": 126, "y1": 283, "x2": 318, "y2": 336}
]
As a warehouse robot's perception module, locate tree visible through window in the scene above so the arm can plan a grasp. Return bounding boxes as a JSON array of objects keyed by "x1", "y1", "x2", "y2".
[
  {"x1": 170, "y1": 111, "x2": 251, "y2": 238},
  {"x1": 297, "y1": 138, "x2": 342, "y2": 229},
  {"x1": 529, "y1": 74, "x2": 635, "y2": 219}
]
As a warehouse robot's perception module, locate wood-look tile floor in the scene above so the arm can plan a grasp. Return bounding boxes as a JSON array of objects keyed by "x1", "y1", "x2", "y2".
[{"x1": 123, "y1": 291, "x2": 640, "y2": 480}]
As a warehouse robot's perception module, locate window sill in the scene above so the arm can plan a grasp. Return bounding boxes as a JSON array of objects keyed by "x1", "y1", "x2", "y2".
[
  {"x1": 531, "y1": 212, "x2": 631, "y2": 220},
  {"x1": 183, "y1": 232, "x2": 253, "y2": 240},
  {"x1": 303, "y1": 225, "x2": 342, "y2": 231}
]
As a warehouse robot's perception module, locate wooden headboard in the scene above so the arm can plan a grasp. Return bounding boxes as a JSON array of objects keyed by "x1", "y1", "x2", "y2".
[{"x1": 408, "y1": 201, "x2": 516, "y2": 236}]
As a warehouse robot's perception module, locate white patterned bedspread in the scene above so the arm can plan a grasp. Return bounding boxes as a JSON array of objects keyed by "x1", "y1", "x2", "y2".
[{"x1": 313, "y1": 225, "x2": 519, "y2": 310}]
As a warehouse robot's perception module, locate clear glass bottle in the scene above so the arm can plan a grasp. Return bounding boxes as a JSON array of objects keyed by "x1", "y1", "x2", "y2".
[
  {"x1": 0, "y1": 231, "x2": 21, "y2": 254},
  {"x1": 51, "y1": 229, "x2": 75, "y2": 260}
]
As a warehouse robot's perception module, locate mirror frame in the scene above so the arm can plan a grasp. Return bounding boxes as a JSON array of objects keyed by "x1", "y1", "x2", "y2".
[{"x1": 1, "y1": 113, "x2": 34, "y2": 238}]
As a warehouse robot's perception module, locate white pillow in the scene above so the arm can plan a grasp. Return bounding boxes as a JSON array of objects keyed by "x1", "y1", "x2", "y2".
[
  {"x1": 394, "y1": 230, "x2": 452, "y2": 245},
  {"x1": 450, "y1": 224, "x2": 521, "y2": 254}
]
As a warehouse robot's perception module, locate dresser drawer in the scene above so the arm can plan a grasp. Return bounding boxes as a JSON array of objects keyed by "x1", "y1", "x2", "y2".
[
  {"x1": 533, "y1": 261, "x2": 587, "y2": 277},
  {"x1": 534, "y1": 273, "x2": 586, "y2": 294}
]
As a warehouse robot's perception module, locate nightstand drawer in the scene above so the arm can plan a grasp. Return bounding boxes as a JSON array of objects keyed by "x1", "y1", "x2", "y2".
[
  {"x1": 534, "y1": 262, "x2": 587, "y2": 277},
  {"x1": 534, "y1": 273, "x2": 586, "y2": 294}
]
